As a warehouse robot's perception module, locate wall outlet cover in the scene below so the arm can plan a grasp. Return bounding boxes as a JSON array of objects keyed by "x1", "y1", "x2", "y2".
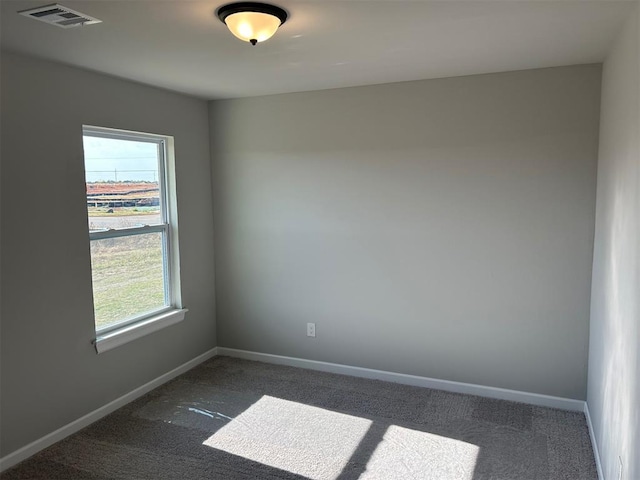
[{"x1": 307, "y1": 323, "x2": 316, "y2": 337}]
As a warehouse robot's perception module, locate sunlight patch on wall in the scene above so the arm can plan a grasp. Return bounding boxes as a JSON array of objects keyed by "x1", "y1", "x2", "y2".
[{"x1": 203, "y1": 395, "x2": 372, "y2": 480}]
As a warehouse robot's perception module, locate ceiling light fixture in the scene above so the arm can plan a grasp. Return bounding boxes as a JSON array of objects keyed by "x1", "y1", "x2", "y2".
[{"x1": 217, "y1": 2, "x2": 287, "y2": 45}]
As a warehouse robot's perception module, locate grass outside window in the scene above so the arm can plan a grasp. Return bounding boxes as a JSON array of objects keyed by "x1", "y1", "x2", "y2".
[{"x1": 90, "y1": 233, "x2": 166, "y2": 329}]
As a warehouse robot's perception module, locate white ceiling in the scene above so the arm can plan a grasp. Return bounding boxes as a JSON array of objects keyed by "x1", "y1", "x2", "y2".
[{"x1": 0, "y1": 0, "x2": 636, "y2": 99}]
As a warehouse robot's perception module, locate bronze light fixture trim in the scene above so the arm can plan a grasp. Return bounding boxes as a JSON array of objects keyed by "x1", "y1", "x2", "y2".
[{"x1": 217, "y1": 2, "x2": 288, "y2": 45}]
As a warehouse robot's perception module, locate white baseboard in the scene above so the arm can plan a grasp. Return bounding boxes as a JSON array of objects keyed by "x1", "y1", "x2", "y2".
[
  {"x1": 0, "y1": 347, "x2": 218, "y2": 473},
  {"x1": 584, "y1": 402, "x2": 604, "y2": 480},
  {"x1": 216, "y1": 347, "x2": 585, "y2": 412},
  {"x1": 1, "y1": 345, "x2": 592, "y2": 474}
]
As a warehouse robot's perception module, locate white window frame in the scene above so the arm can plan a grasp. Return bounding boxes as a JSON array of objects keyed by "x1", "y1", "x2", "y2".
[{"x1": 83, "y1": 126, "x2": 186, "y2": 353}]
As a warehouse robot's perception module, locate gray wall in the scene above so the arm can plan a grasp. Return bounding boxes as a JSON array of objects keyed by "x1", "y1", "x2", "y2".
[
  {"x1": 0, "y1": 52, "x2": 216, "y2": 456},
  {"x1": 210, "y1": 65, "x2": 601, "y2": 400},
  {"x1": 587, "y1": 4, "x2": 640, "y2": 480}
]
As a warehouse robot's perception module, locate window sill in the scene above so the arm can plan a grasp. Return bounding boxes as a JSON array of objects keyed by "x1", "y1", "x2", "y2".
[{"x1": 94, "y1": 308, "x2": 188, "y2": 354}]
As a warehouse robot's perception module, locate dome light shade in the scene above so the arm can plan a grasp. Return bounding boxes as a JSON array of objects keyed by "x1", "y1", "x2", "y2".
[{"x1": 217, "y1": 2, "x2": 288, "y2": 45}]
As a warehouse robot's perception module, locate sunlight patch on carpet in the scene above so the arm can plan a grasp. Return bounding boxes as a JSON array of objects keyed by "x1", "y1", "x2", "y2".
[
  {"x1": 203, "y1": 395, "x2": 371, "y2": 480},
  {"x1": 361, "y1": 425, "x2": 479, "y2": 480}
]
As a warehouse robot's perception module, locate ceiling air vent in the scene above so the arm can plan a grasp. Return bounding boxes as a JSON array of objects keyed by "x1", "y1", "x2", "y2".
[{"x1": 19, "y1": 3, "x2": 101, "y2": 28}]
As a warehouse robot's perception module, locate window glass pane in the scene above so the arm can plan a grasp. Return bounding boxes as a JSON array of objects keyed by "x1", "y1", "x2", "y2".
[
  {"x1": 83, "y1": 135, "x2": 162, "y2": 232},
  {"x1": 90, "y1": 232, "x2": 167, "y2": 330}
]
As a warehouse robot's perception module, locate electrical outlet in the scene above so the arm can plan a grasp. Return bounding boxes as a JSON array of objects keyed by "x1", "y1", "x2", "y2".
[
  {"x1": 618, "y1": 456, "x2": 623, "y2": 480},
  {"x1": 307, "y1": 323, "x2": 316, "y2": 337}
]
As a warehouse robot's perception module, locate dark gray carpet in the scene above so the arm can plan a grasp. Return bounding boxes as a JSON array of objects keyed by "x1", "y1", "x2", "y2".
[{"x1": 1, "y1": 356, "x2": 597, "y2": 479}]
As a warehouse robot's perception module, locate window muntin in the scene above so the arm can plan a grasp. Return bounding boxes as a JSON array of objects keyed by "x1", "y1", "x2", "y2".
[{"x1": 82, "y1": 127, "x2": 174, "y2": 333}]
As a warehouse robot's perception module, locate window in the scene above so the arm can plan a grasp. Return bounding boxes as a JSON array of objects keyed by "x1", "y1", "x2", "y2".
[{"x1": 82, "y1": 126, "x2": 185, "y2": 353}]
